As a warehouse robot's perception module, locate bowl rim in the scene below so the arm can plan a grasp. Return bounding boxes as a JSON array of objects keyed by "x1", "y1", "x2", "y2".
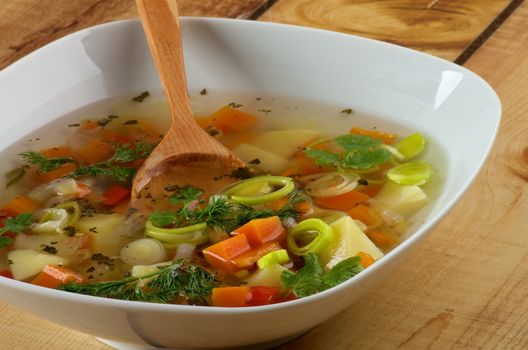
[{"x1": 0, "y1": 17, "x2": 502, "y2": 314}]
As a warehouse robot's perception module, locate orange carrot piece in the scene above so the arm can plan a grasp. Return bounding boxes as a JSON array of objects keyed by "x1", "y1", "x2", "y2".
[
  {"x1": 315, "y1": 191, "x2": 369, "y2": 212},
  {"x1": 349, "y1": 127, "x2": 397, "y2": 144},
  {"x1": 234, "y1": 241, "x2": 282, "y2": 269},
  {"x1": 101, "y1": 130, "x2": 134, "y2": 144},
  {"x1": 231, "y1": 216, "x2": 285, "y2": 248},
  {"x1": 366, "y1": 230, "x2": 396, "y2": 249},
  {"x1": 75, "y1": 139, "x2": 114, "y2": 164},
  {"x1": 40, "y1": 146, "x2": 73, "y2": 158},
  {"x1": 266, "y1": 197, "x2": 313, "y2": 216},
  {"x1": 103, "y1": 185, "x2": 130, "y2": 206},
  {"x1": 222, "y1": 131, "x2": 256, "y2": 149},
  {"x1": 360, "y1": 184, "x2": 382, "y2": 197},
  {"x1": 208, "y1": 106, "x2": 258, "y2": 133},
  {"x1": 348, "y1": 204, "x2": 379, "y2": 226},
  {"x1": 202, "y1": 234, "x2": 252, "y2": 273},
  {"x1": 33, "y1": 163, "x2": 77, "y2": 183},
  {"x1": 31, "y1": 265, "x2": 85, "y2": 289},
  {"x1": 356, "y1": 252, "x2": 375, "y2": 268},
  {"x1": 211, "y1": 286, "x2": 250, "y2": 307},
  {"x1": 1, "y1": 196, "x2": 40, "y2": 216}
]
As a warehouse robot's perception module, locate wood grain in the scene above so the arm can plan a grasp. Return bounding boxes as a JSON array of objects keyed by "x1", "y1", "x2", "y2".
[
  {"x1": 260, "y1": 0, "x2": 515, "y2": 61},
  {"x1": 0, "y1": 0, "x2": 269, "y2": 69}
]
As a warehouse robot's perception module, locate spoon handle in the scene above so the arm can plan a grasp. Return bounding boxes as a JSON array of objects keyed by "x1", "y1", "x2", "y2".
[{"x1": 136, "y1": 0, "x2": 197, "y2": 130}]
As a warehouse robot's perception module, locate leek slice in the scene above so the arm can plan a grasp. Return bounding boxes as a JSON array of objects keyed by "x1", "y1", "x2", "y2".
[
  {"x1": 396, "y1": 133, "x2": 426, "y2": 159},
  {"x1": 387, "y1": 161, "x2": 432, "y2": 186},
  {"x1": 55, "y1": 201, "x2": 81, "y2": 226},
  {"x1": 145, "y1": 221, "x2": 209, "y2": 246},
  {"x1": 32, "y1": 208, "x2": 69, "y2": 234},
  {"x1": 223, "y1": 176, "x2": 294, "y2": 206},
  {"x1": 304, "y1": 172, "x2": 359, "y2": 198},
  {"x1": 257, "y1": 249, "x2": 290, "y2": 269},
  {"x1": 287, "y1": 218, "x2": 335, "y2": 256}
]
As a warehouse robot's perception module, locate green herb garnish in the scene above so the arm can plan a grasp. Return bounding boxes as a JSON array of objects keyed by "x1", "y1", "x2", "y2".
[
  {"x1": 281, "y1": 253, "x2": 363, "y2": 298},
  {"x1": 132, "y1": 91, "x2": 150, "y2": 102},
  {"x1": 59, "y1": 260, "x2": 216, "y2": 304},
  {"x1": 0, "y1": 213, "x2": 34, "y2": 248},
  {"x1": 19, "y1": 151, "x2": 74, "y2": 173},
  {"x1": 5, "y1": 165, "x2": 29, "y2": 188},
  {"x1": 168, "y1": 186, "x2": 204, "y2": 206},
  {"x1": 304, "y1": 134, "x2": 391, "y2": 170}
]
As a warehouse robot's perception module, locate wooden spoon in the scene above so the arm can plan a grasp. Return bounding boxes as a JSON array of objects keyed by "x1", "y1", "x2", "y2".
[{"x1": 133, "y1": 0, "x2": 245, "y2": 209}]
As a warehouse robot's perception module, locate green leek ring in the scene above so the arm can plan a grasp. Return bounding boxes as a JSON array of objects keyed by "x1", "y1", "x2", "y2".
[
  {"x1": 223, "y1": 176, "x2": 295, "y2": 206},
  {"x1": 287, "y1": 218, "x2": 335, "y2": 256}
]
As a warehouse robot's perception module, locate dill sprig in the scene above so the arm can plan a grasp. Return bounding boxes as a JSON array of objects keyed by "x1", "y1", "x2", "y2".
[
  {"x1": 59, "y1": 260, "x2": 216, "y2": 304},
  {"x1": 69, "y1": 141, "x2": 156, "y2": 182},
  {"x1": 19, "y1": 151, "x2": 74, "y2": 173}
]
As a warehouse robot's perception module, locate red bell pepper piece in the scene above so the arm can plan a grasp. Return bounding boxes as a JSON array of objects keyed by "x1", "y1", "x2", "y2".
[{"x1": 103, "y1": 185, "x2": 130, "y2": 206}]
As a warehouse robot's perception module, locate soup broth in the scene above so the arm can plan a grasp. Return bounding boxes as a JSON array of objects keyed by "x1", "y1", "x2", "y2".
[{"x1": 0, "y1": 92, "x2": 437, "y2": 307}]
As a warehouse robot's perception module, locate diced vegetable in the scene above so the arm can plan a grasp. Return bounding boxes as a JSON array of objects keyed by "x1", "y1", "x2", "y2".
[
  {"x1": 347, "y1": 204, "x2": 382, "y2": 227},
  {"x1": 320, "y1": 216, "x2": 383, "y2": 269},
  {"x1": 202, "y1": 234, "x2": 252, "y2": 273},
  {"x1": 15, "y1": 233, "x2": 88, "y2": 258},
  {"x1": 356, "y1": 252, "x2": 375, "y2": 268},
  {"x1": 233, "y1": 143, "x2": 289, "y2": 174},
  {"x1": 31, "y1": 265, "x2": 85, "y2": 289},
  {"x1": 211, "y1": 286, "x2": 250, "y2": 307},
  {"x1": 250, "y1": 129, "x2": 319, "y2": 158},
  {"x1": 233, "y1": 241, "x2": 282, "y2": 269},
  {"x1": 246, "y1": 286, "x2": 281, "y2": 306},
  {"x1": 34, "y1": 163, "x2": 77, "y2": 183},
  {"x1": 315, "y1": 190, "x2": 369, "y2": 211},
  {"x1": 257, "y1": 249, "x2": 289, "y2": 269},
  {"x1": 75, "y1": 213, "x2": 128, "y2": 256},
  {"x1": 1, "y1": 196, "x2": 39, "y2": 216},
  {"x1": 120, "y1": 238, "x2": 167, "y2": 266},
  {"x1": 197, "y1": 106, "x2": 258, "y2": 133},
  {"x1": 246, "y1": 263, "x2": 287, "y2": 288},
  {"x1": 387, "y1": 161, "x2": 432, "y2": 186},
  {"x1": 145, "y1": 221, "x2": 209, "y2": 246},
  {"x1": 366, "y1": 230, "x2": 396, "y2": 249},
  {"x1": 8, "y1": 249, "x2": 69, "y2": 280},
  {"x1": 75, "y1": 139, "x2": 114, "y2": 164},
  {"x1": 375, "y1": 181, "x2": 429, "y2": 217},
  {"x1": 231, "y1": 216, "x2": 286, "y2": 247},
  {"x1": 103, "y1": 185, "x2": 130, "y2": 206},
  {"x1": 287, "y1": 218, "x2": 335, "y2": 256}
]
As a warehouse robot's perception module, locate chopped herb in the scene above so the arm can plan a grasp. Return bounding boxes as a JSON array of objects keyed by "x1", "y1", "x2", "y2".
[
  {"x1": 5, "y1": 165, "x2": 29, "y2": 188},
  {"x1": 149, "y1": 212, "x2": 179, "y2": 227},
  {"x1": 199, "y1": 88, "x2": 208, "y2": 95},
  {"x1": 89, "y1": 227, "x2": 98, "y2": 233},
  {"x1": 258, "y1": 109, "x2": 272, "y2": 114},
  {"x1": 91, "y1": 253, "x2": 115, "y2": 267},
  {"x1": 248, "y1": 158, "x2": 261, "y2": 165},
  {"x1": 164, "y1": 184, "x2": 180, "y2": 192},
  {"x1": 168, "y1": 186, "x2": 203, "y2": 206},
  {"x1": 7, "y1": 259, "x2": 13, "y2": 265},
  {"x1": 230, "y1": 167, "x2": 254, "y2": 180},
  {"x1": 304, "y1": 134, "x2": 391, "y2": 170},
  {"x1": 358, "y1": 178, "x2": 368, "y2": 186},
  {"x1": 67, "y1": 123, "x2": 80, "y2": 127},
  {"x1": 123, "y1": 119, "x2": 138, "y2": 125},
  {"x1": 281, "y1": 253, "x2": 363, "y2": 298},
  {"x1": 42, "y1": 245, "x2": 58, "y2": 254},
  {"x1": 19, "y1": 151, "x2": 74, "y2": 173},
  {"x1": 132, "y1": 91, "x2": 150, "y2": 102},
  {"x1": 256, "y1": 97, "x2": 262, "y2": 101},
  {"x1": 228, "y1": 102, "x2": 242, "y2": 108},
  {"x1": 78, "y1": 199, "x2": 97, "y2": 217},
  {"x1": 204, "y1": 126, "x2": 221, "y2": 137},
  {"x1": 60, "y1": 260, "x2": 216, "y2": 304},
  {"x1": 340, "y1": 108, "x2": 353, "y2": 115},
  {"x1": 86, "y1": 266, "x2": 95, "y2": 273},
  {"x1": 0, "y1": 213, "x2": 34, "y2": 248},
  {"x1": 63, "y1": 226, "x2": 76, "y2": 236}
]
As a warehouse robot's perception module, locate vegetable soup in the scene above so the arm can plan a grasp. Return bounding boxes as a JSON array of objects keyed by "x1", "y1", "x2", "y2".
[{"x1": 0, "y1": 92, "x2": 434, "y2": 307}]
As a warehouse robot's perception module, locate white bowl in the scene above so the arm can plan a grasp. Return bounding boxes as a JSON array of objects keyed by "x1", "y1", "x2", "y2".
[{"x1": 0, "y1": 18, "x2": 500, "y2": 349}]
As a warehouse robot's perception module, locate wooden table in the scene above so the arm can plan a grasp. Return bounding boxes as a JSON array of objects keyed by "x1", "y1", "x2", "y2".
[{"x1": 1, "y1": 0, "x2": 527, "y2": 348}]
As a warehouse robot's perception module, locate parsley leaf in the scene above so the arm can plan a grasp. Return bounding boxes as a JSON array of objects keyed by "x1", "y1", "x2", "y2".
[
  {"x1": 281, "y1": 253, "x2": 363, "y2": 298},
  {"x1": 303, "y1": 149, "x2": 340, "y2": 166},
  {"x1": 20, "y1": 151, "x2": 74, "y2": 173},
  {"x1": 110, "y1": 142, "x2": 156, "y2": 163},
  {"x1": 304, "y1": 134, "x2": 391, "y2": 170},
  {"x1": 0, "y1": 213, "x2": 34, "y2": 248}
]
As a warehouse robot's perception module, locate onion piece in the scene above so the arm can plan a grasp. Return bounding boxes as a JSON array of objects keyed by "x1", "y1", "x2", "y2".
[
  {"x1": 120, "y1": 238, "x2": 167, "y2": 266},
  {"x1": 174, "y1": 243, "x2": 196, "y2": 260},
  {"x1": 304, "y1": 172, "x2": 359, "y2": 198}
]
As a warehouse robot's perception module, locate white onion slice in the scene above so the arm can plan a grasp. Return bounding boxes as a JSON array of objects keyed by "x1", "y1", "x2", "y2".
[{"x1": 304, "y1": 172, "x2": 359, "y2": 198}]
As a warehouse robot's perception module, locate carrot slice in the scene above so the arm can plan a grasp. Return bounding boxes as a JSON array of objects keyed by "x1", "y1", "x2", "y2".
[
  {"x1": 202, "y1": 234, "x2": 252, "y2": 273},
  {"x1": 31, "y1": 265, "x2": 85, "y2": 289},
  {"x1": 348, "y1": 204, "x2": 380, "y2": 226},
  {"x1": 356, "y1": 252, "x2": 375, "y2": 268},
  {"x1": 198, "y1": 106, "x2": 258, "y2": 133},
  {"x1": 349, "y1": 127, "x2": 397, "y2": 144},
  {"x1": 103, "y1": 185, "x2": 130, "y2": 206},
  {"x1": 366, "y1": 230, "x2": 396, "y2": 249},
  {"x1": 40, "y1": 147, "x2": 73, "y2": 158},
  {"x1": 75, "y1": 139, "x2": 114, "y2": 164},
  {"x1": 266, "y1": 197, "x2": 313, "y2": 216},
  {"x1": 315, "y1": 191, "x2": 369, "y2": 211},
  {"x1": 1, "y1": 196, "x2": 40, "y2": 216},
  {"x1": 33, "y1": 163, "x2": 77, "y2": 183},
  {"x1": 211, "y1": 286, "x2": 250, "y2": 307},
  {"x1": 360, "y1": 184, "x2": 382, "y2": 197},
  {"x1": 231, "y1": 216, "x2": 285, "y2": 248},
  {"x1": 233, "y1": 241, "x2": 282, "y2": 269}
]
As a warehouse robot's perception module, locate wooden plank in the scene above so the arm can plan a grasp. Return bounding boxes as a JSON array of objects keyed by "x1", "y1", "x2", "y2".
[
  {"x1": 0, "y1": 0, "x2": 269, "y2": 69},
  {"x1": 278, "y1": 2, "x2": 528, "y2": 349},
  {"x1": 260, "y1": 0, "x2": 515, "y2": 61}
]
